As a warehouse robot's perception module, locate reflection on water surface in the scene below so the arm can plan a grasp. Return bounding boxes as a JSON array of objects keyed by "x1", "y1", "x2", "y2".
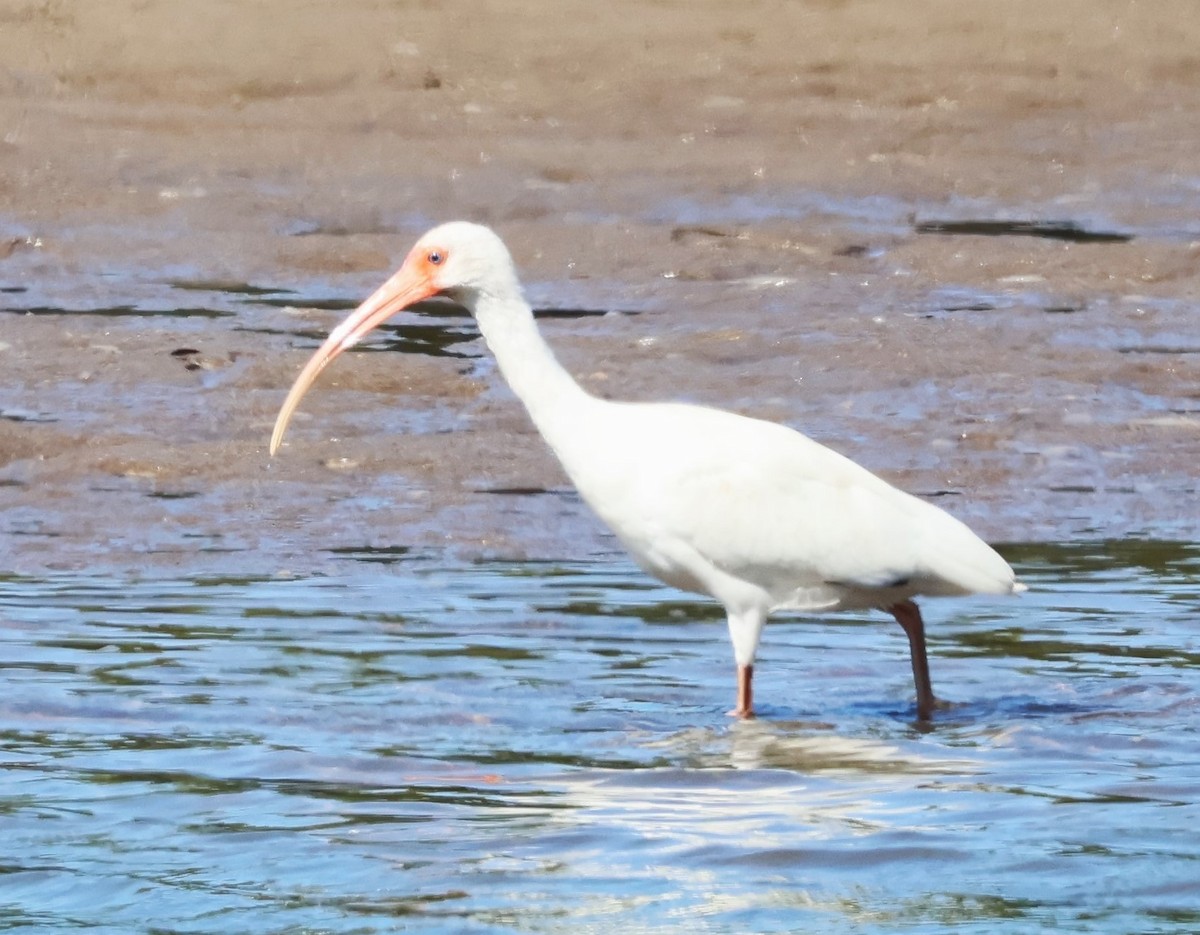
[{"x1": 1, "y1": 540, "x2": 1198, "y2": 932}]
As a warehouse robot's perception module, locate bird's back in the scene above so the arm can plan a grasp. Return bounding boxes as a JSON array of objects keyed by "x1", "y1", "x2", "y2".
[{"x1": 552, "y1": 399, "x2": 1020, "y2": 611}]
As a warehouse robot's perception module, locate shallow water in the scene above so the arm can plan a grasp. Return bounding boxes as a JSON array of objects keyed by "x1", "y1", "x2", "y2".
[{"x1": 2, "y1": 540, "x2": 1198, "y2": 933}]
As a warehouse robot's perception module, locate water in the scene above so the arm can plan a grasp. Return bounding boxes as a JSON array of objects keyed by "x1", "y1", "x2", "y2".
[{"x1": 2, "y1": 541, "x2": 1199, "y2": 933}]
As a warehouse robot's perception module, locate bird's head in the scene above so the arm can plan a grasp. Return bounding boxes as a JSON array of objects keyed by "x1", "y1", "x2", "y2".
[
  {"x1": 269, "y1": 221, "x2": 515, "y2": 455},
  {"x1": 408, "y1": 220, "x2": 519, "y2": 304}
]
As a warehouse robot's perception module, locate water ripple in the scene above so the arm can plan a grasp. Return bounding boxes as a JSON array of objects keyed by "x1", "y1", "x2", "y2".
[{"x1": 1, "y1": 541, "x2": 1198, "y2": 932}]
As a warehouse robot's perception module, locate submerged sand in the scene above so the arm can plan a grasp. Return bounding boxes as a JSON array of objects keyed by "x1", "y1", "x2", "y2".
[{"x1": 0, "y1": 1, "x2": 1197, "y2": 575}]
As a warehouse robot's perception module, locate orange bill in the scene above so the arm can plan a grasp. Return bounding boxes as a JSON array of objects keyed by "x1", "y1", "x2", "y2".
[{"x1": 269, "y1": 262, "x2": 438, "y2": 455}]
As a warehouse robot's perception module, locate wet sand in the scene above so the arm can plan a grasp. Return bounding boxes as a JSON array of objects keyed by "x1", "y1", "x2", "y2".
[{"x1": 1, "y1": 1, "x2": 1198, "y2": 575}]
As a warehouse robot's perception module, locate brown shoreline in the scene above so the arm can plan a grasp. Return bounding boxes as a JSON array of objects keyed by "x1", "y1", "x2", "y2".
[{"x1": 1, "y1": 1, "x2": 1197, "y2": 575}]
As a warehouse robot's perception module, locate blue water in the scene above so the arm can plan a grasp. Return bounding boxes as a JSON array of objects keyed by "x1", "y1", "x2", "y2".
[{"x1": 2, "y1": 541, "x2": 1198, "y2": 933}]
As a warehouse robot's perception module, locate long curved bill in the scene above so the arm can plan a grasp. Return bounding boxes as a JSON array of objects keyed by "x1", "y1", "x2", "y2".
[{"x1": 269, "y1": 264, "x2": 437, "y2": 455}]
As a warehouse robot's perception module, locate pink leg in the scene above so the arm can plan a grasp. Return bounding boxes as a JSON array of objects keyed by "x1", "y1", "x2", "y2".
[
  {"x1": 730, "y1": 663, "x2": 755, "y2": 719},
  {"x1": 889, "y1": 600, "x2": 936, "y2": 720}
]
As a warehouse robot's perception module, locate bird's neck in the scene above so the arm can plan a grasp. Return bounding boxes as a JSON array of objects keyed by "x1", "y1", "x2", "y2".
[{"x1": 470, "y1": 286, "x2": 597, "y2": 450}]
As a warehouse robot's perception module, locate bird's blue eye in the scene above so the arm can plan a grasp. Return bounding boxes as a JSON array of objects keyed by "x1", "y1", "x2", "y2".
[{"x1": 427, "y1": 250, "x2": 444, "y2": 265}]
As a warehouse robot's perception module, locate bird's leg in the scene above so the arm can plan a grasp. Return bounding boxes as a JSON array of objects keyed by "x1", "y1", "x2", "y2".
[
  {"x1": 889, "y1": 600, "x2": 936, "y2": 720},
  {"x1": 731, "y1": 664, "x2": 755, "y2": 719}
]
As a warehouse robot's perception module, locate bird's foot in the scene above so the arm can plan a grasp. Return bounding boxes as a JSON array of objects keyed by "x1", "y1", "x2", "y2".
[
  {"x1": 727, "y1": 706, "x2": 756, "y2": 720},
  {"x1": 915, "y1": 696, "x2": 953, "y2": 722}
]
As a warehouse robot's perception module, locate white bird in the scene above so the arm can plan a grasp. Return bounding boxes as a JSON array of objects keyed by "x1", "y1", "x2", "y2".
[{"x1": 271, "y1": 221, "x2": 1025, "y2": 720}]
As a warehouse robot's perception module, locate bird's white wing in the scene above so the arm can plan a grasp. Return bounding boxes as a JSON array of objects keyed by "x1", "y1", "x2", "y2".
[{"x1": 570, "y1": 402, "x2": 1017, "y2": 608}]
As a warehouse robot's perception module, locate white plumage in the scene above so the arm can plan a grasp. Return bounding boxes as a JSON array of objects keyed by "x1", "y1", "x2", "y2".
[{"x1": 272, "y1": 221, "x2": 1024, "y2": 719}]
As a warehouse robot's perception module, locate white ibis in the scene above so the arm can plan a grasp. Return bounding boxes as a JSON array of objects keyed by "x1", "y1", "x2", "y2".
[{"x1": 271, "y1": 221, "x2": 1025, "y2": 720}]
